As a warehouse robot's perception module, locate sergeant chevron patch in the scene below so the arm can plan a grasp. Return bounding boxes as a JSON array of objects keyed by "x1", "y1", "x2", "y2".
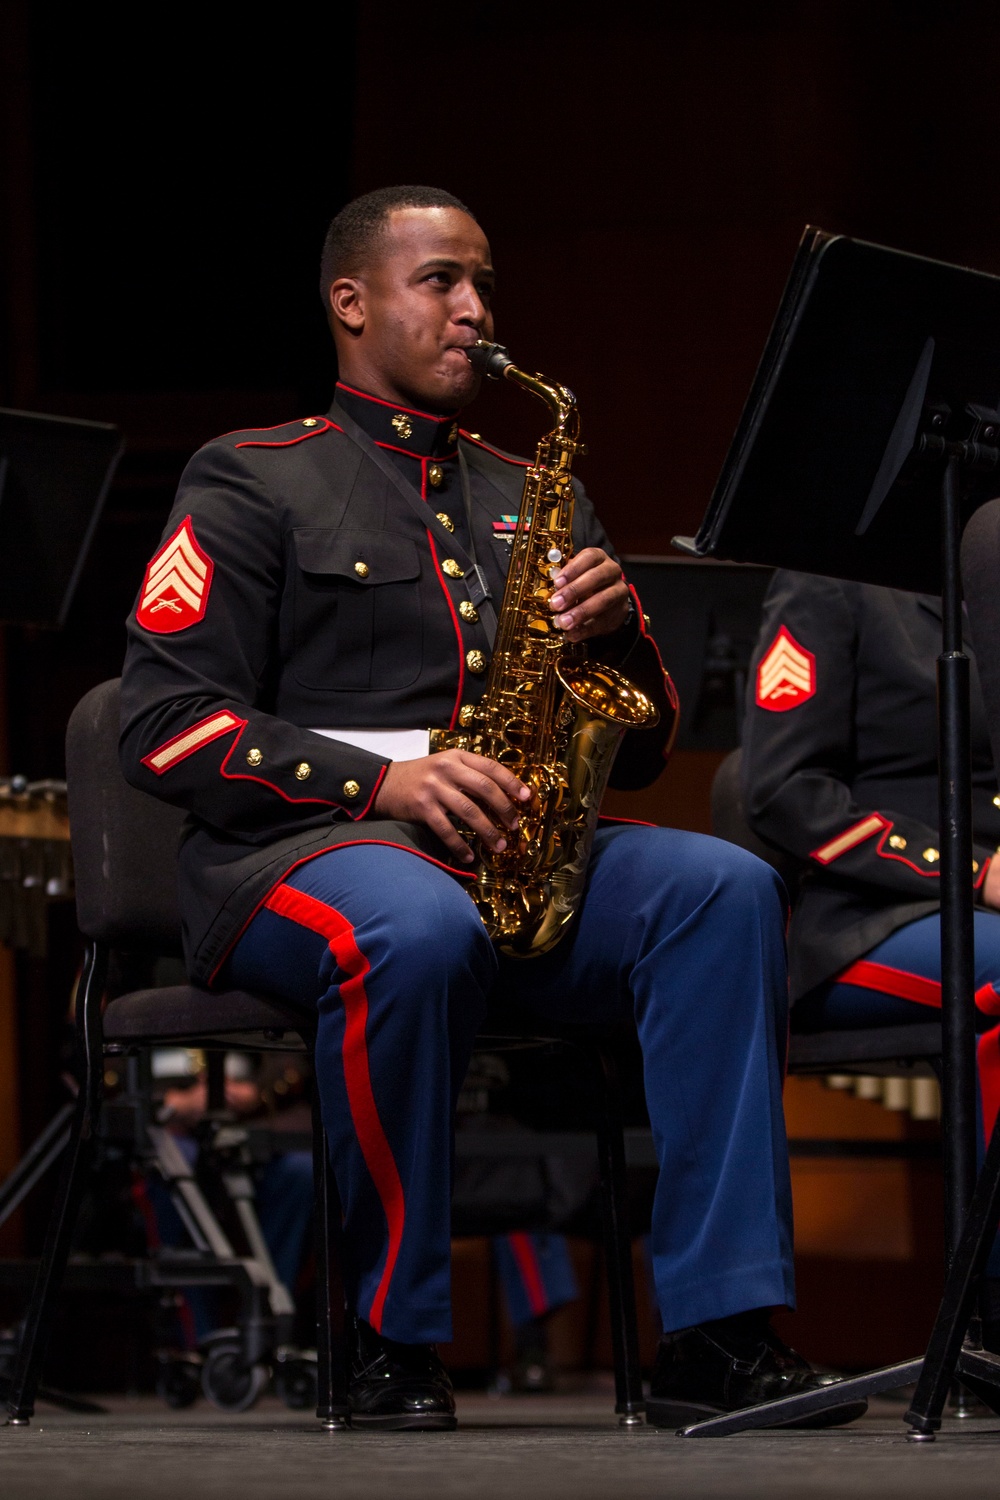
[
  {"x1": 137, "y1": 516, "x2": 213, "y2": 633},
  {"x1": 756, "y1": 625, "x2": 816, "y2": 711}
]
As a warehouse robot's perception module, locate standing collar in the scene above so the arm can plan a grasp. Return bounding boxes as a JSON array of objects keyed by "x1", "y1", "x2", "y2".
[{"x1": 333, "y1": 382, "x2": 460, "y2": 459}]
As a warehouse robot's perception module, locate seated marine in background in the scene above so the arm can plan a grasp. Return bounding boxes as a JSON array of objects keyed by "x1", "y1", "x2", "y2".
[{"x1": 742, "y1": 568, "x2": 1000, "y2": 1342}]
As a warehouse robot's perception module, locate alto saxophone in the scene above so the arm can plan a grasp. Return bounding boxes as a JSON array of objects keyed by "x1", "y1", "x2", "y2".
[{"x1": 430, "y1": 340, "x2": 668, "y2": 957}]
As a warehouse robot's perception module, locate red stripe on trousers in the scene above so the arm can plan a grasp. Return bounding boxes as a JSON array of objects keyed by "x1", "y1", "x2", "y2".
[
  {"x1": 979, "y1": 1026, "x2": 1000, "y2": 1146},
  {"x1": 507, "y1": 1232, "x2": 549, "y2": 1318},
  {"x1": 836, "y1": 958, "x2": 1000, "y2": 1015},
  {"x1": 264, "y1": 882, "x2": 405, "y2": 1332},
  {"x1": 837, "y1": 960, "x2": 1000, "y2": 1148}
]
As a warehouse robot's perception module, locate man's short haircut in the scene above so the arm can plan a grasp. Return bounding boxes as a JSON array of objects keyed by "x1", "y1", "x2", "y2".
[{"x1": 319, "y1": 185, "x2": 477, "y2": 307}]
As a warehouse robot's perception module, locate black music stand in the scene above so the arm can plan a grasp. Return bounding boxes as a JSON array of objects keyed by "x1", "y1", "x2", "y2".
[
  {"x1": 0, "y1": 408, "x2": 122, "y2": 628},
  {"x1": 673, "y1": 227, "x2": 1000, "y2": 1440},
  {"x1": 620, "y1": 558, "x2": 772, "y2": 751}
]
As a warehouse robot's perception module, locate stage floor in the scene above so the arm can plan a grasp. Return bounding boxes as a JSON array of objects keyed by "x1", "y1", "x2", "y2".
[{"x1": 2, "y1": 1390, "x2": 999, "y2": 1498}]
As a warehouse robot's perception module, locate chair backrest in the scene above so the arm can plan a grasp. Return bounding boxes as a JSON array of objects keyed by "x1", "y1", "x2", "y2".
[
  {"x1": 710, "y1": 748, "x2": 803, "y2": 893},
  {"x1": 65, "y1": 678, "x2": 186, "y2": 952}
]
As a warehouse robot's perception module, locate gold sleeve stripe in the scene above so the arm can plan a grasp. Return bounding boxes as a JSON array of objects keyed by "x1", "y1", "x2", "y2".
[
  {"x1": 144, "y1": 711, "x2": 241, "y2": 773},
  {"x1": 811, "y1": 813, "x2": 887, "y2": 866}
]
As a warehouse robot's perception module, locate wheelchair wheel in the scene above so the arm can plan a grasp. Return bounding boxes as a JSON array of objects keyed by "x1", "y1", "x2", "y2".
[
  {"x1": 156, "y1": 1353, "x2": 202, "y2": 1409},
  {"x1": 274, "y1": 1352, "x2": 317, "y2": 1411},
  {"x1": 201, "y1": 1340, "x2": 269, "y2": 1412}
]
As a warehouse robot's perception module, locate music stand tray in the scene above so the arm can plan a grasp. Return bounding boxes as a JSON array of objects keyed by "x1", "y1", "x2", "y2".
[{"x1": 675, "y1": 227, "x2": 1000, "y2": 1440}]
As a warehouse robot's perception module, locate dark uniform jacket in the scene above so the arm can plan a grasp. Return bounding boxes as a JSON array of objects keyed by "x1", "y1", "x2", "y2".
[
  {"x1": 741, "y1": 570, "x2": 1000, "y2": 1002},
  {"x1": 119, "y1": 385, "x2": 675, "y2": 985}
]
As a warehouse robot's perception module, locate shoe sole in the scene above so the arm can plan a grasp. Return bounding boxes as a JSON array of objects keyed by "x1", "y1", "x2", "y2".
[
  {"x1": 349, "y1": 1411, "x2": 458, "y2": 1431},
  {"x1": 646, "y1": 1396, "x2": 869, "y2": 1432}
]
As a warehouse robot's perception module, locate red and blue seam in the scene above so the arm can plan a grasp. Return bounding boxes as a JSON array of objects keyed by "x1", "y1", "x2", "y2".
[{"x1": 263, "y1": 882, "x2": 405, "y2": 1332}]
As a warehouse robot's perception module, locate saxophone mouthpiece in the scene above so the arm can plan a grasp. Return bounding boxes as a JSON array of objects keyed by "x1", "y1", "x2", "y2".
[{"x1": 467, "y1": 340, "x2": 516, "y2": 380}]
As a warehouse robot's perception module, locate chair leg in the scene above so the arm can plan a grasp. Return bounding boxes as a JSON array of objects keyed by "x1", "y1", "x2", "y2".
[
  {"x1": 593, "y1": 1043, "x2": 644, "y2": 1425},
  {"x1": 311, "y1": 1084, "x2": 349, "y2": 1430},
  {"x1": 6, "y1": 941, "x2": 107, "y2": 1425}
]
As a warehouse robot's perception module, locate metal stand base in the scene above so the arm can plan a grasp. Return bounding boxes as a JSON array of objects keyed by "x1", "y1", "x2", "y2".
[
  {"x1": 678, "y1": 1358, "x2": 923, "y2": 1438},
  {"x1": 619, "y1": 1411, "x2": 645, "y2": 1428}
]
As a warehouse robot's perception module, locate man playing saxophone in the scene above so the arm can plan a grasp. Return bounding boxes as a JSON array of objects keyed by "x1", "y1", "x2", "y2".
[{"x1": 119, "y1": 186, "x2": 858, "y2": 1431}]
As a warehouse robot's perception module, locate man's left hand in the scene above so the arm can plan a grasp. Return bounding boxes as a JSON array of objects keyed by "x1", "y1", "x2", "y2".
[{"x1": 549, "y1": 548, "x2": 630, "y2": 642}]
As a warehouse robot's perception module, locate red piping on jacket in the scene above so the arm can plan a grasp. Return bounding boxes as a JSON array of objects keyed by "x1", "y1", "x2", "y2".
[
  {"x1": 627, "y1": 585, "x2": 678, "y2": 757},
  {"x1": 372, "y1": 439, "x2": 459, "y2": 463},
  {"x1": 235, "y1": 418, "x2": 340, "y2": 450},
  {"x1": 336, "y1": 382, "x2": 458, "y2": 425},
  {"x1": 217, "y1": 719, "x2": 386, "y2": 819},
  {"x1": 426, "y1": 532, "x2": 466, "y2": 730},
  {"x1": 207, "y1": 839, "x2": 475, "y2": 985},
  {"x1": 459, "y1": 432, "x2": 530, "y2": 467},
  {"x1": 263, "y1": 882, "x2": 405, "y2": 1333},
  {"x1": 506, "y1": 1232, "x2": 549, "y2": 1318},
  {"x1": 873, "y1": 822, "x2": 944, "y2": 879}
]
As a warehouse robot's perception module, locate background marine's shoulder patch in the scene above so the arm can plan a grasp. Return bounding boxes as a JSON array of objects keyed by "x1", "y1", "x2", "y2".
[{"x1": 756, "y1": 624, "x2": 816, "y2": 710}]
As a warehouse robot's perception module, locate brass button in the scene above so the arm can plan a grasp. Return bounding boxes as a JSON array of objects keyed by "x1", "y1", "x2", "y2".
[
  {"x1": 246, "y1": 748, "x2": 263, "y2": 767},
  {"x1": 294, "y1": 762, "x2": 312, "y2": 781},
  {"x1": 428, "y1": 465, "x2": 444, "y2": 489},
  {"x1": 354, "y1": 561, "x2": 370, "y2": 578},
  {"x1": 466, "y1": 650, "x2": 487, "y2": 673},
  {"x1": 468, "y1": 432, "x2": 480, "y2": 440},
  {"x1": 923, "y1": 847, "x2": 940, "y2": 864},
  {"x1": 442, "y1": 559, "x2": 465, "y2": 579},
  {"x1": 974, "y1": 860, "x2": 980, "y2": 874},
  {"x1": 391, "y1": 413, "x2": 413, "y2": 440},
  {"x1": 448, "y1": 422, "x2": 459, "y2": 444},
  {"x1": 994, "y1": 795, "x2": 1000, "y2": 808},
  {"x1": 889, "y1": 834, "x2": 907, "y2": 850},
  {"x1": 459, "y1": 703, "x2": 476, "y2": 727},
  {"x1": 436, "y1": 512, "x2": 454, "y2": 533},
  {"x1": 343, "y1": 780, "x2": 361, "y2": 799},
  {"x1": 302, "y1": 418, "x2": 318, "y2": 427},
  {"x1": 459, "y1": 600, "x2": 479, "y2": 623}
]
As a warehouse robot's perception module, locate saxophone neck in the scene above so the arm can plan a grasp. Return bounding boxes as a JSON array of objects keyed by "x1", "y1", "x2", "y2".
[
  {"x1": 504, "y1": 367, "x2": 578, "y2": 440},
  {"x1": 468, "y1": 340, "x2": 581, "y2": 452}
]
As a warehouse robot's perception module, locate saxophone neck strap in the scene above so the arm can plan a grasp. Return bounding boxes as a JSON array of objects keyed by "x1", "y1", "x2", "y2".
[
  {"x1": 332, "y1": 401, "x2": 499, "y2": 647},
  {"x1": 457, "y1": 448, "x2": 498, "y2": 640}
]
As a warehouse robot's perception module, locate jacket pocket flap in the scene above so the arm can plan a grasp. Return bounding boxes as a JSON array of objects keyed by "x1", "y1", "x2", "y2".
[{"x1": 293, "y1": 528, "x2": 420, "y2": 584}]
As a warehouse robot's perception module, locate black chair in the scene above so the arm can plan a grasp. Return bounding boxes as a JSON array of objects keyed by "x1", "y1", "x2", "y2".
[
  {"x1": 710, "y1": 749, "x2": 942, "y2": 1081},
  {"x1": 5, "y1": 679, "x2": 349, "y2": 1429},
  {"x1": 6, "y1": 679, "x2": 645, "y2": 1426}
]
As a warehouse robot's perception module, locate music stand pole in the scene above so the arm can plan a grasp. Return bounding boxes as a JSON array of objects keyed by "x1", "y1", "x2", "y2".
[{"x1": 938, "y1": 454, "x2": 979, "y2": 1264}]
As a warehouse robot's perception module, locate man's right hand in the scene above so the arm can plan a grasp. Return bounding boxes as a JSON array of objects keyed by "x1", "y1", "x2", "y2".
[{"x1": 372, "y1": 751, "x2": 531, "y2": 864}]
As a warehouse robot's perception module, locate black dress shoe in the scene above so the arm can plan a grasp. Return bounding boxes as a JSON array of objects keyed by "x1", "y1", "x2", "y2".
[
  {"x1": 349, "y1": 1318, "x2": 457, "y2": 1430},
  {"x1": 646, "y1": 1321, "x2": 868, "y2": 1431}
]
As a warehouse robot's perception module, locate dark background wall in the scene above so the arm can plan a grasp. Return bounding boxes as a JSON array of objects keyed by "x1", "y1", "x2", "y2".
[
  {"x1": 6, "y1": 0, "x2": 1000, "y2": 773},
  {"x1": 1, "y1": 0, "x2": 999, "y2": 1361}
]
